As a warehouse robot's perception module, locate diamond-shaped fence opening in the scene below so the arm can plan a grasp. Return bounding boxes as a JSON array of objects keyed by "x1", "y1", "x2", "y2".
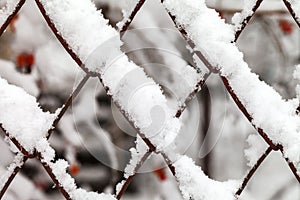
[{"x1": 0, "y1": 0, "x2": 300, "y2": 199}]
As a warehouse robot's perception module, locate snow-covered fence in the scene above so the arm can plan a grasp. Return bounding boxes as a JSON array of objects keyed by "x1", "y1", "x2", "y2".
[{"x1": 0, "y1": 0, "x2": 300, "y2": 199}]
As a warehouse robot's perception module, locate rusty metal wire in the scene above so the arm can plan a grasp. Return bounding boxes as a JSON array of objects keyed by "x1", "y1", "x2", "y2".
[{"x1": 0, "y1": 0, "x2": 299, "y2": 199}]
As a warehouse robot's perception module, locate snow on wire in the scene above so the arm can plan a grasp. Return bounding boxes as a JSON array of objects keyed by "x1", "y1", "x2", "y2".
[
  {"x1": 164, "y1": 0, "x2": 300, "y2": 170},
  {"x1": 0, "y1": 0, "x2": 19, "y2": 28},
  {"x1": 161, "y1": 0, "x2": 300, "y2": 197},
  {"x1": 0, "y1": 0, "x2": 300, "y2": 200},
  {"x1": 38, "y1": 0, "x2": 181, "y2": 151},
  {"x1": 0, "y1": 77, "x2": 56, "y2": 152}
]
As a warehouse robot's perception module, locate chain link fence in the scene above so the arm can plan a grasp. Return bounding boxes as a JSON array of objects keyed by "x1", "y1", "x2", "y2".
[{"x1": 0, "y1": 0, "x2": 300, "y2": 199}]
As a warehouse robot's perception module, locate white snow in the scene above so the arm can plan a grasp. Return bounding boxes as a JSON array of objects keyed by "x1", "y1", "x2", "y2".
[
  {"x1": 121, "y1": 136, "x2": 149, "y2": 180},
  {"x1": 173, "y1": 156, "x2": 237, "y2": 200},
  {"x1": 115, "y1": 180, "x2": 126, "y2": 196},
  {"x1": 207, "y1": 0, "x2": 285, "y2": 12},
  {"x1": 232, "y1": 0, "x2": 258, "y2": 31},
  {"x1": 163, "y1": 0, "x2": 300, "y2": 169},
  {"x1": 287, "y1": 0, "x2": 300, "y2": 21},
  {"x1": 39, "y1": 0, "x2": 181, "y2": 151},
  {"x1": 175, "y1": 64, "x2": 204, "y2": 106},
  {"x1": 38, "y1": 0, "x2": 121, "y2": 71},
  {"x1": 0, "y1": 0, "x2": 19, "y2": 29},
  {"x1": 116, "y1": 0, "x2": 139, "y2": 30},
  {"x1": 163, "y1": 0, "x2": 235, "y2": 67},
  {"x1": 0, "y1": 153, "x2": 24, "y2": 192},
  {"x1": 119, "y1": 17, "x2": 204, "y2": 107},
  {"x1": 101, "y1": 55, "x2": 181, "y2": 151},
  {"x1": 51, "y1": 159, "x2": 77, "y2": 194},
  {"x1": 73, "y1": 189, "x2": 116, "y2": 200},
  {"x1": 0, "y1": 77, "x2": 56, "y2": 152},
  {"x1": 1, "y1": 0, "x2": 298, "y2": 199},
  {"x1": 38, "y1": 141, "x2": 117, "y2": 200},
  {"x1": 0, "y1": 59, "x2": 38, "y2": 96},
  {"x1": 0, "y1": 156, "x2": 47, "y2": 200},
  {"x1": 244, "y1": 134, "x2": 268, "y2": 167},
  {"x1": 36, "y1": 138, "x2": 56, "y2": 163},
  {"x1": 116, "y1": 137, "x2": 154, "y2": 195}
]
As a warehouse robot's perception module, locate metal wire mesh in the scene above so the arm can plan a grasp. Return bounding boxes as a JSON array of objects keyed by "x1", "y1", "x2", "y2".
[{"x1": 0, "y1": 0, "x2": 299, "y2": 199}]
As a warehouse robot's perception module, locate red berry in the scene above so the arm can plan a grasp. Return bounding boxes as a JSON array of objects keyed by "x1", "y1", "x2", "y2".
[
  {"x1": 69, "y1": 163, "x2": 80, "y2": 176},
  {"x1": 16, "y1": 53, "x2": 35, "y2": 70},
  {"x1": 279, "y1": 19, "x2": 293, "y2": 35},
  {"x1": 26, "y1": 53, "x2": 35, "y2": 67},
  {"x1": 17, "y1": 53, "x2": 26, "y2": 69},
  {"x1": 153, "y1": 168, "x2": 167, "y2": 181}
]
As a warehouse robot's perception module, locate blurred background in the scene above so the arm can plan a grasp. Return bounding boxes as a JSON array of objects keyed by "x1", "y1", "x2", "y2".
[{"x1": 0, "y1": 0, "x2": 300, "y2": 199}]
